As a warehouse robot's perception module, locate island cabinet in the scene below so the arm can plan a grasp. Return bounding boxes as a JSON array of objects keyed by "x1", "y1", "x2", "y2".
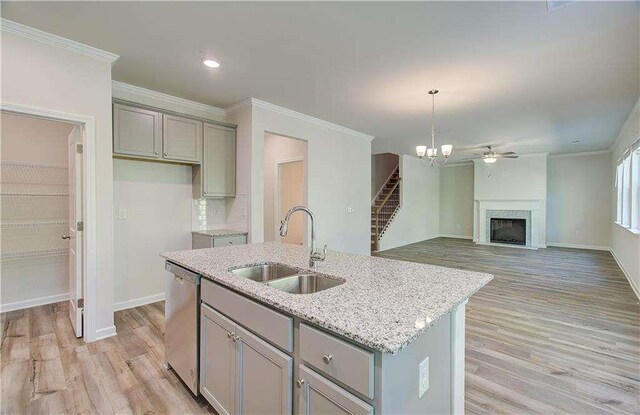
[
  {"x1": 193, "y1": 123, "x2": 236, "y2": 198},
  {"x1": 201, "y1": 298, "x2": 293, "y2": 415}
]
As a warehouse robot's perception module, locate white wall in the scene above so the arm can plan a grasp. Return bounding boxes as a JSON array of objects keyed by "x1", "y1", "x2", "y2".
[
  {"x1": 611, "y1": 98, "x2": 640, "y2": 297},
  {"x1": 439, "y1": 164, "x2": 474, "y2": 239},
  {"x1": 1, "y1": 114, "x2": 72, "y2": 308},
  {"x1": 228, "y1": 100, "x2": 372, "y2": 255},
  {"x1": 263, "y1": 133, "x2": 307, "y2": 242},
  {"x1": 113, "y1": 159, "x2": 194, "y2": 309},
  {"x1": 379, "y1": 155, "x2": 440, "y2": 251},
  {"x1": 1, "y1": 30, "x2": 115, "y2": 339},
  {"x1": 474, "y1": 155, "x2": 548, "y2": 245},
  {"x1": 547, "y1": 153, "x2": 612, "y2": 249}
]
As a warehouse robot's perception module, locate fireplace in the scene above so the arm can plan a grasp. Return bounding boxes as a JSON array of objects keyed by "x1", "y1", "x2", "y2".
[{"x1": 490, "y1": 218, "x2": 526, "y2": 245}]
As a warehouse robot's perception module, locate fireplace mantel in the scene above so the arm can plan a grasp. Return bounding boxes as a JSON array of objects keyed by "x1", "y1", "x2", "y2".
[{"x1": 474, "y1": 199, "x2": 545, "y2": 248}]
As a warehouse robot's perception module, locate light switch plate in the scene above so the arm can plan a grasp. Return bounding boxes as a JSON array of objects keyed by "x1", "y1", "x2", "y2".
[
  {"x1": 419, "y1": 357, "x2": 429, "y2": 398},
  {"x1": 118, "y1": 208, "x2": 128, "y2": 220}
]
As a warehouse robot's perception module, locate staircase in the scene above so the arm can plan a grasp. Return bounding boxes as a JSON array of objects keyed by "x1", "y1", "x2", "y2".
[{"x1": 371, "y1": 165, "x2": 401, "y2": 252}]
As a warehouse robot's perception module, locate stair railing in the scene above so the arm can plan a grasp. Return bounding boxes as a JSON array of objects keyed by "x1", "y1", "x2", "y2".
[
  {"x1": 372, "y1": 164, "x2": 400, "y2": 205},
  {"x1": 374, "y1": 177, "x2": 402, "y2": 249}
]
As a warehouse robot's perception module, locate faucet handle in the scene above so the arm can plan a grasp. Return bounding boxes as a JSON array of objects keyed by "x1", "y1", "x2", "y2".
[{"x1": 312, "y1": 244, "x2": 328, "y2": 261}]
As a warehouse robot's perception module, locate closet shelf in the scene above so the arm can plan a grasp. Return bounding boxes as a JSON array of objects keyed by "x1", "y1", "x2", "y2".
[
  {"x1": 1, "y1": 248, "x2": 69, "y2": 262},
  {"x1": 1, "y1": 193, "x2": 69, "y2": 197},
  {"x1": 1, "y1": 220, "x2": 69, "y2": 229}
]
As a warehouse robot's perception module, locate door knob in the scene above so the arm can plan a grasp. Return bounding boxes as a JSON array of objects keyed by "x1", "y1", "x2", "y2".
[
  {"x1": 322, "y1": 354, "x2": 333, "y2": 364},
  {"x1": 61, "y1": 235, "x2": 71, "y2": 240}
]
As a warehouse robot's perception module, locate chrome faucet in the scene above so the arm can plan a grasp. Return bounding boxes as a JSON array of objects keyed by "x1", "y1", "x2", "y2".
[{"x1": 279, "y1": 206, "x2": 327, "y2": 268}]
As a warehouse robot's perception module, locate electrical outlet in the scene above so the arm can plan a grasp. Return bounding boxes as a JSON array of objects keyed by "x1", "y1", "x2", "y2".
[
  {"x1": 419, "y1": 357, "x2": 429, "y2": 398},
  {"x1": 118, "y1": 208, "x2": 128, "y2": 220}
]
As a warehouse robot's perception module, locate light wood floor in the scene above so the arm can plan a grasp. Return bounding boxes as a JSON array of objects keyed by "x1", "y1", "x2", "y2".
[
  {"x1": 377, "y1": 237, "x2": 640, "y2": 415},
  {"x1": 2, "y1": 237, "x2": 638, "y2": 414}
]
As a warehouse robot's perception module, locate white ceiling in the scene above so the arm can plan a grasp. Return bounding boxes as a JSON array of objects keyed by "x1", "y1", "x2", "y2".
[{"x1": 2, "y1": 1, "x2": 638, "y2": 160}]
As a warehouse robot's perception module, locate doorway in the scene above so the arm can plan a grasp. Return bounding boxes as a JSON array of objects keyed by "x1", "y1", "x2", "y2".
[
  {"x1": 1, "y1": 111, "x2": 85, "y2": 338},
  {"x1": 263, "y1": 133, "x2": 307, "y2": 245}
]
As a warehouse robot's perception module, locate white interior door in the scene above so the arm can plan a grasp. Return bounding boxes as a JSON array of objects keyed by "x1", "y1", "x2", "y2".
[
  {"x1": 66, "y1": 125, "x2": 83, "y2": 337},
  {"x1": 278, "y1": 160, "x2": 305, "y2": 245}
]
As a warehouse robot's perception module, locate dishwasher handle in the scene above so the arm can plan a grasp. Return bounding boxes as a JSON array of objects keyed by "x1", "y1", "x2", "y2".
[{"x1": 165, "y1": 261, "x2": 200, "y2": 285}]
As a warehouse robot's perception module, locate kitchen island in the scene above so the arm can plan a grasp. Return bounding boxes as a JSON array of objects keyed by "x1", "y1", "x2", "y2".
[{"x1": 162, "y1": 242, "x2": 492, "y2": 414}]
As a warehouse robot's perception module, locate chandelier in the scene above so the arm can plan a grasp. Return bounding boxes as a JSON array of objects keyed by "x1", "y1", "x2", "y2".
[{"x1": 416, "y1": 89, "x2": 452, "y2": 166}]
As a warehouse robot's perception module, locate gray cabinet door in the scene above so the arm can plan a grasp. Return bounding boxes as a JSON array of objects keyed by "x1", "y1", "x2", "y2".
[
  {"x1": 236, "y1": 326, "x2": 293, "y2": 414},
  {"x1": 162, "y1": 114, "x2": 202, "y2": 163},
  {"x1": 113, "y1": 103, "x2": 161, "y2": 158},
  {"x1": 298, "y1": 365, "x2": 373, "y2": 415},
  {"x1": 200, "y1": 304, "x2": 237, "y2": 415},
  {"x1": 203, "y1": 123, "x2": 236, "y2": 197}
]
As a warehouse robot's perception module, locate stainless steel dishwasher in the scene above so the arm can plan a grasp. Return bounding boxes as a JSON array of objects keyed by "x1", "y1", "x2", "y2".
[{"x1": 164, "y1": 261, "x2": 200, "y2": 395}]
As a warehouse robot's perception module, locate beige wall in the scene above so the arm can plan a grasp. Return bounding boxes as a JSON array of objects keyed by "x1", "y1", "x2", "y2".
[
  {"x1": 111, "y1": 84, "x2": 228, "y2": 309},
  {"x1": 611, "y1": 98, "x2": 640, "y2": 297},
  {"x1": 439, "y1": 164, "x2": 474, "y2": 238},
  {"x1": 1, "y1": 31, "x2": 115, "y2": 338},
  {"x1": 263, "y1": 133, "x2": 307, "y2": 243},
  {"x1": 371, "y1": 153, "x2": 399, "y2": 201},
  {"x1": 379, "y1": 155, "x2": 440, "y2": 251},
  {"x1": 1, "y1": 114, "x2": 73, "y2": 307},
  {"x1": 547, "y1": 153, "x2": 612, "y2": 249},
  {"x1": 229, "y1": 100, "x2": 372, "y2": 255}
]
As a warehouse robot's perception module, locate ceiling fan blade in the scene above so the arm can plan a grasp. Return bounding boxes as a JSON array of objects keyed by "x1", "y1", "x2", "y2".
[
  {"x1": 503, "y1": 155, "x2": 519, "y2": 158},
  {"x1": 499, "y1": 151, "x2": 517, "y2": 156},
  {"x1": 494, "y1": 153, "x2": 518, "y2": 158}
]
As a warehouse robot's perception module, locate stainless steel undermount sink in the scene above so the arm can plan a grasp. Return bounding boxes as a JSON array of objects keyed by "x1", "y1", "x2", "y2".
[
  {"x1": 266, "y1": 273, "x2": 344, "y2": 294},
  {"x1": 228, "y1": 262, "x2": 300, "y2": 282},
  {"x1": 228, "y1": 262, "x2": 344, "y2": 294}
]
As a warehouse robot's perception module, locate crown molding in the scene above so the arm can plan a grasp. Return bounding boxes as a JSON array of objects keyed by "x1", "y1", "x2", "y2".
[
  {"x1": 225, "y1": 98, "x2": 375, "y2": 141},
  {"x1": 548, "y1": 149, "x2": 612, "y2": 159},
  {"x1": 609, "y1": 96, "x2": 640, "y2": 153},
  {"x1": 224, "y1": 98, "x2": 252, "y2": 116},
  {"x1": 1, "y1": 18, "x2": 119, "y2": 64},
  {"x1": 112, "y1": 81, "x2": 226, "y2": 118}
]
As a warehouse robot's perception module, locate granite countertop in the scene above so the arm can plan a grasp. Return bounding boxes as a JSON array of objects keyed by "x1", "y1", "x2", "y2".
[
  {"x1": 161, "y1": 242, "x2": 492, "y2": 354},
  {"x1": 192, "y1": 229, "x2": 248, "y2": 237}
]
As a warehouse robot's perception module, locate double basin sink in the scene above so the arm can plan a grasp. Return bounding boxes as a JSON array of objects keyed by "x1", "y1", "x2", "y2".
[{"x1": 228, "y1": 262, "x2": 344, "y2": 294}]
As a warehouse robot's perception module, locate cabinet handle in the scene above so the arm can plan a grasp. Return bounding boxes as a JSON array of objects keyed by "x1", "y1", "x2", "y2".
[
  {"x1": 154, "y1": 151, "x2": 159, "y2": 155},
  {"x1": 61, "y1": 234, "x2": 71, "y2": 240},
  {"x1": 163, "y1": 152, "x2": 168, "y2": 156},
  {"x1": 296, "y1": 379, "x2": 306, "y2": 388},
  {"x1": 232, "y1": 335, "x2": 240, "y2": 342},
  {"x1": 227, "y1": 332, "x2": 233, "y2": 339},
  {"x1": 322, "y1": 354, "x2": 333, "y2": 364}
]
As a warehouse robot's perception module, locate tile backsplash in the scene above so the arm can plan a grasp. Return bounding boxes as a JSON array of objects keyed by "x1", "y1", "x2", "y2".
[{"x1": 192, "y1": 198, "x2": 227, "y2": 231}]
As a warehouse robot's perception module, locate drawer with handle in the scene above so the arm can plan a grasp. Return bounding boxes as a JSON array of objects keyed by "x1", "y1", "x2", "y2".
[
  {"x1": 212, "y1": 235, "x2": 247, "y2": 247},
  {"x1": 299, "y1": 323, "x2": 375, "y2": 399}
]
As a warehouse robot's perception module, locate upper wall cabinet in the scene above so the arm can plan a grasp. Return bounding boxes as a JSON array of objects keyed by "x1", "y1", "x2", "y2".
[
  {"x1": 113, "y1": 103, "x2": 162, "y2": 159},
  {"x1": 162, "y1": 114, "x2": 203, "y2": 163},
  {"x1": 194, "y1": 123, "x2": 236, "y2": 198}
]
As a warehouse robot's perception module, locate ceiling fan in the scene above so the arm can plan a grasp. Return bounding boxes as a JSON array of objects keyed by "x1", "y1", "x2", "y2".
[{"x1": 477, "y1": 146, "x2": 519, "y2": 164}]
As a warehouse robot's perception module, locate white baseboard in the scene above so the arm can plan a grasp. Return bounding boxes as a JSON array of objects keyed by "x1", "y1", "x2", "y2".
[
  {"x1": 94, "y1": 325, "x2": 117, "y2": 341},
  {"x1": 475, "y1": 241, "x2": 539, "y2": 250},
  {"x1": 114, "y1": 293, "x2": 165, "y2": 312},
  {"x1": 439, "y1": 234, "x2": 473, "y2": 240},
  {"x1": 0, "y1": 292, "x2": 69, "y2": 313},
  {"x1": 547, "y1": 242, "x2": 611, "y2": 251},
  {"x1": 610, "y1": 248, "x2": 640, "y2": 300}
]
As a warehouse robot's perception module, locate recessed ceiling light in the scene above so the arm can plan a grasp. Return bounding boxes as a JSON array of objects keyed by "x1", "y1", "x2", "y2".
[
  {"x1": 571, "y1": 140, "x2": 580, "y2": 144},
  {"x1": 203, "y1": 59, "x2": 220, "y2": 68}
]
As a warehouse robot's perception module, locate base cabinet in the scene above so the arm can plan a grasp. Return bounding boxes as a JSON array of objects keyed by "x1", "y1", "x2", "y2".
[
  {"x1": 237, "y1": 325, "x2": 292, "y2": 414},
  {"x1": 200, "y1": 303, "x2": 293, "y2": 415},
  {"x1": 200, "y1": 304, "x2": 236, "y2": 415},
  {"x1": 297, "y1": 365, "x2": 373, "y2": 415}
]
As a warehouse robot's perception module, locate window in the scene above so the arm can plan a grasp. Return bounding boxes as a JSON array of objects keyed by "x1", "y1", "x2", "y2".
[{"x1": 616, "y1": 138, "x2": 640, "y2": 232}]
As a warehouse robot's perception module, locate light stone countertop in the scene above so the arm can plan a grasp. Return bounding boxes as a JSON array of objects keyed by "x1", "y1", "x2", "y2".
[
  {"x1": 191, "y1": 229, "x2": 248, "y2": 237},
  {"x1": 161, "y1": 242, "x2": 492, "y2": 354}
]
